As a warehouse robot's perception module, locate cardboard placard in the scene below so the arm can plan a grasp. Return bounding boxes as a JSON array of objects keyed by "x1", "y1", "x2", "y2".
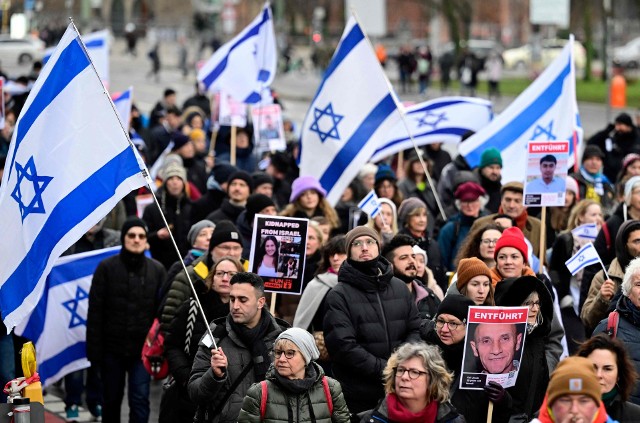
[
  {"x1": 524, "y1": 141, "x2": 570, "y2": 207},
  {"x1": 218, "y1": 91, "x2": 247, "y2": 127},
  {"x1": 252, "y1": 104, "x2": 286, "y2": 154},
  {"x1": 249, "y1": 215, "x2": 308, "y2": 294},
  {"x1": 460, "y1": 306, "x2": 529, "y2": 390}
]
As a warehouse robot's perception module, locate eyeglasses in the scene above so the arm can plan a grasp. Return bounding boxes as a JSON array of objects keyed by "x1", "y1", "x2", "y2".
[
  {"x1": 395, "y1": 366, "x2": 428, "y2": 380},
  {"x1": 126, "y1": 233, "x2": 147, "y2": 240},
  {"x1": 214, "y1": 270, "x2": 237, "y2": 278},
  {"x1": 352, "y1": 239, "x2": 377, "y2": 248},
  {"x1": 215, "y1": 245, "x2": 243, "y2": 253},
  {"x1": 524, "y1": 300, "x2": 541, "y2": 309},
  {"x1": 435, "y1": 318, "x2": 464, "y2": 331},
  {"x1": 481, "y1": 238, "x2": 499, "y2": 246},
  {"x1": 274, "y1": 349, "x2": 297, "y2": 359}
]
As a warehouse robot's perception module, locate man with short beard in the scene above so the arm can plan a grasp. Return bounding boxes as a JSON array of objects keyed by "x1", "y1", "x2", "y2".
[
  {"x1": 474, "y1": 147, "x2": 502, "y2": 213},
  {"x1": 207, "y1": 171, "x2": 253, "y2": 224},
  {"x1": 383, "y1": 234, "x2": 440, "y2": 320}
]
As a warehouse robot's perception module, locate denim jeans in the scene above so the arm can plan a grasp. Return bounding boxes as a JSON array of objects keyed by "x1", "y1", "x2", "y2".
[
  {"x1": 101, "y1": 353, "x2": 150, "y2": 423},
  {"x1": 64, "y1": 365, "x2": 102, "y2": 409},
  {"x1": 0, "y1": 332, "x2": 15, "y2": 403}
]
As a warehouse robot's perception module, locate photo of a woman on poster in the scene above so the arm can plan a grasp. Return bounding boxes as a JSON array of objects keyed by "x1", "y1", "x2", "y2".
[{"x1": 253, "y1": 235, "x2": 282, "y2": 277}]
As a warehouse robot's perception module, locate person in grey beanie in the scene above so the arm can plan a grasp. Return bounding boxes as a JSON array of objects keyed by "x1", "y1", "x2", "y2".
[{"x1": 237, "y1": 328, "x2": 351, "y2": 422}]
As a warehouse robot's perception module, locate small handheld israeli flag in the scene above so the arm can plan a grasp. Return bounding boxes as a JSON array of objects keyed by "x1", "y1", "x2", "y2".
[
  {"x1": 357, "y1": 190, "x2": 381, "y2": 218},
  {"x1": 565, "y1": 243, "x2": 600, "y2": 275},
  {"x1": 571, "y1": 223, "x2": 598, "y2": 240}
]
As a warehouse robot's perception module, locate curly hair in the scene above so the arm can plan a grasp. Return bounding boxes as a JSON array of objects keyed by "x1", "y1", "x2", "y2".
[
  {"x1": 383, "y1": 342, "x2": 453, "y2": 403},
  {"x1": 577, "y1": 333, "x2": 638, "y2": 401},
  {"x1": 453, "y1": 223, "x2": 503, "y2": 268}
]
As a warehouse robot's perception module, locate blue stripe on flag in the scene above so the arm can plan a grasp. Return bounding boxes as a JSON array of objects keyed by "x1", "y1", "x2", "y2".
[
  {"x1": 9, "y1": 38, "x2": 90, "y2": 178},
  {"x1": 570, "y1": 257, "x2": 599, "y2": 272},
  {"x1": 0, "y1": 148, "x2": 141, "y2": 317},
  {"x1": 85, "y1": 39, "x2": 105, "y2": 48},
  {"x1": 464, "y1": 61, "x2": 572, "y2": 167},
  {"x1": 320, "y1": 94, "x2": 397, "y2": 189},
  {"x1": 201, "y1": 7, "x2": 270, "y2": 89},
  {"x1": 39, "y1": 342, "x2": 87, "y2": 384},
  {"x1": 409, "y1": 99, "x2": 468, "y2": 113},
  {"x1": 361, "y1": 191, "x2": 375, "y2": 206},
  {"x1": 47, "y1": 252, "x2": 116, "y2": 290},
  {"x1": 372, "y1": 127, "x2": 470, "y2": 157}
]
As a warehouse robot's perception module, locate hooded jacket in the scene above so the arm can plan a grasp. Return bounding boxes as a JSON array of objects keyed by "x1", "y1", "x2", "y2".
[{"x1": 323, "y1": 257, "x2": 421, "y2": 413}]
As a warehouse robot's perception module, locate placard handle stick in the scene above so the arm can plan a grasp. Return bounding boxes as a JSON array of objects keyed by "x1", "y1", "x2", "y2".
[
  {"x1": 270, "y1": 292, "x2": 277, "y2": 316},
  {"x1": 487, "y1": 401, "x2": 493, "y2": 423},
  {"x1": 230, "y1": 125, "x2": 237, "y2": 165},
  {"x1": 539, "y1": 206, "x2": 547, "y2": 270}
]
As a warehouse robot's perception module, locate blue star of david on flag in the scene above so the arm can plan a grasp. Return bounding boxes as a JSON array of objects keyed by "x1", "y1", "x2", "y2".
[
  {"x1": 10, "y1": 156, "x2": 53, "y2": 222},
  {"x1": 531, "y1": 121, "x2": 557, "y2": 140},
  {"x1": 416, "y1": 111, "x2": 448, "y2": 129},
  {"x1": 62, "y1": 286, "x2": 89, "y2": 329},
  {"x1": 309, "y1": 103, "x2": 344, "y2": 143}
]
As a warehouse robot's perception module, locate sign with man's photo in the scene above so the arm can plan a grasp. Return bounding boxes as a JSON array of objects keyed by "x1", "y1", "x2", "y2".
[{"x1": 524, "y1": 140, "x2": 570, "y2": 207}]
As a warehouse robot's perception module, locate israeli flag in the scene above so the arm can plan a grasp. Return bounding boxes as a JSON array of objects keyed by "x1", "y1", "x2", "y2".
[
  {"x1": 357, "y1": 189, "x2": 381, "y2": 218},
  {"x1": 13, "y1": 247, "x2": 120, "y2": 386},
  {"x1": 44, "y1": 29, "x2": 110, "y2": 86},
  {"x1": 571, "y1": 223, "x2": 599, "y2": 240},
  {"x1": 299, "y1": 17, "x2": 402, "y2": 206},
  {"x1": 197, "y1": 3, "x2": 276, "y2": 103},
  {"x1": 565, "y1": 242, "x2": 600, "y2": 275},
  {"x1": 370, "y1": 97, "x2": 493, "y2": 162},
  {"x1": 0, "y1": 24, "x2": 146, "y2": 332},
  {"x1": 112, "y1": 86, "x2": 133, "y2": 128},
  {"x1": 458, "y1": 35, "x2": 581, "y2": 183}
]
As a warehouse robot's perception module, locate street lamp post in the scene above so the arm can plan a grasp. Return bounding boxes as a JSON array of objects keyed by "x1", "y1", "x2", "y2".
[{"x1": 603, "y1": 0, "x2": 612, "y2": 122}]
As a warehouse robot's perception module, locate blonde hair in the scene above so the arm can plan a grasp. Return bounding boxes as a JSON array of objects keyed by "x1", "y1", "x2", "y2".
[
  {"x1": 383, "y1": 342, "x2": 453, "y2": 403},
  {"x1": 565, "y1": 199, "x2": 601, "y2": 232},
  {"x1": 367, "y1": 198, "x2": 399, "y2": 235}
]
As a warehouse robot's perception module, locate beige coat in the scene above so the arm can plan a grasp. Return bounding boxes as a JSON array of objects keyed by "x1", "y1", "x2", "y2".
[{"x1": 580, "y1": 258, "x2": 624, "y2": 331}]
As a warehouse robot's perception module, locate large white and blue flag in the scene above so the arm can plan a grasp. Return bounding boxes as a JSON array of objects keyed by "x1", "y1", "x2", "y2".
[
  {"x1": 458, "y1": 35, "x2": 582, "y2": 183},
  {"x1": 112, "y1": 86, "x2": 133, "y2": 128},
  {"x1": 14, "y1": 247, "x2": 120, "y2": 386},
  {"x1": 44, "y1": 29, "x2": 110, "y2": 86},
  {"x1": 565, "y1": 242, "x2": 600, "y2": 275},
  {"x1": 197, "y1": 3, "x2": 276, "y2": 103},
  {"x1": 0, "y1": 24, "x2": 146, "y2": 332},
  {"x1": 298, "y1": 17, "x2": 402, "y2": 205},
  {"x1": 370, "y1": 97, "x2": 493, "y2": 162}
]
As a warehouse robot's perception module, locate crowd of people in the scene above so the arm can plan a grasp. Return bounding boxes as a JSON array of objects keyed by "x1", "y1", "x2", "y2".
[{"x1": 3, "y1": 66, "x2": 640, "y2": 423}]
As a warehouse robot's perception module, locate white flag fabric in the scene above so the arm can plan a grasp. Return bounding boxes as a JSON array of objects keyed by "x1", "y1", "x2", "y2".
[
  {"x1": 44, "y1": 29, "x2": 110, "y2": 86},
  {"x1": 112, "y1": 86, "x2": 133, "y2": 128},
  {"x1": 458, "y1": 35, "x2": 582, "y2": 183},
  {"x1": 0, "y1": 24, "x2": 146, "y2": 332},
  {"x1": 197, "y1": 4, "x2": 276, "y2": 104},
  {"x1": 565, "y1": 242, "x2": 600, "y2": 275},
  {"x1": 14, "y1": 247, "x2": 120, "y2": 386},
  {"x1": 571, "y1": 223, "x2": 599, "y2": 240},
  {"x1": 370, "y1": 96, "x2": 493, "y2": 162},
  {"x1": 357, "y1": 189, "x2": 381, "y2": 218},
  {"x1": 298, "y1": 17, "x2": 402, "y2": 205}
]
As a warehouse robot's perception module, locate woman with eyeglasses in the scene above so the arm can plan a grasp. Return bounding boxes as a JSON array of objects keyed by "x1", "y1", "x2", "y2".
[
  {"x1": 493, "y1": 275, "x2": 554, "y2": 420},
  {"x1": 252, "y1": 235, "x2": 282, "y2": 278},
  {"x1": 162, "y1": 256, "x2": 243, "y2": 423},
  {"x1": 359, "y1": 342, "x2": 464, "y2": 423},
  {"x1": 237, "y1": 327, "x2": 350, "y2": 422},
  {"x1": 453, "y1": 223, "x2": 503, "y2": 269}
]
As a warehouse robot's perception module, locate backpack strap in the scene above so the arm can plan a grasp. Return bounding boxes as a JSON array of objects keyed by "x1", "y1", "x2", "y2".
[
  {"x1": 260, "y1": 380, "x2": 268, "y2": 421},
  {"x1": 321, "y1": 376, "x2": 333, "y2": 415},
  {"x1": 607, "y1": 310, "x2": 619, "y2": 338},
  {"x1": 602, "y1": 222, "x2": 611, "y2": 252}
]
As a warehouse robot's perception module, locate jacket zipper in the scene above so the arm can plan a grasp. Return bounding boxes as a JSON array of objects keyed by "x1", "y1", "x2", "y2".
[{"x1": 375, "y1": 291, "x2": 391, "y2": 355}]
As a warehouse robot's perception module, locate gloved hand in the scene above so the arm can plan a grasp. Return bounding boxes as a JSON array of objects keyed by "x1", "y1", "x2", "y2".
[{"x1": 484, "y1": 381, "x2": 512, "y2": 406}]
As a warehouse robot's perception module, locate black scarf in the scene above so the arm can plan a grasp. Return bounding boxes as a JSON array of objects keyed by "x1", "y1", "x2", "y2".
[
  {"x1": 119, "y1": 248, "x2": 146, "y2": 273},
  {"x1": 274, "y1": 364, "x2": 317, "y2": 395},
  {"x1": 229, "y1": 308, "x2": 272, "y2": 381},
  {"x1": 347, "y1": 257, "x2": 380, "y2": 276}
]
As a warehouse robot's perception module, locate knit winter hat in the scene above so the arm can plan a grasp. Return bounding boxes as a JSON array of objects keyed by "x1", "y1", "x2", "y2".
[
  {"x1": 208, "y1": 220, "x2": 242, "y2": 253},
  {"x1": 546, "y1": 357, "x2": 601, "y2": 407},
  {"x1": 251, "y1": 171, "x2": 274, "y2": 188},
  {"x1": 436, "y1": 294, "x2": 475, "y2": 323},
  {"x1": 565, "y1": 176, "x2": 579, "y2": 196},
  {"x1": 413, "y1": 245, "x2": 428, "y2": 265},
  {"x1": 171, "y1": 132, "x2": 190, "y2": 151},
  {"x1": 615, "y1": 112, "x2": 634, "y2": 128},
  {"x1": 454, "y1": 181, "x2": 486, "y2": 202},
  {"x1": 212, "y1": 163, "x2": 238, "y2": 185},
  {"x1": 120, "y1": 217, "x2": 148, "y2": 245},
  {"x1": 397, "y1": 197, "x2": 427, "y2": 228},
  {"x1": 456, "y1": 257, "x2": 492, "y2": 291},
  {"x1": 375, "y1": 164, "x2": 397, "y2": 185},
  {"x1": 345, "y1": 226, "x2": 381, "y2": 250},
  {"x1": 624, "y1": 176, "x2": 640, "y2": 205},
  {"x1": 582, "y1": 145, "x2": 605, "y2": 162},
  {"x1": 289, "y1": 175, "x2": 327, "y2": 203},
  {"x1": 246, "y1": 194, "x2": 276, "y2": 224},
  {"x1": 623, "y1": 153, "x2": 640, "y2": 173},
  {"x1": 162, "y1": 163, "x2": 187, "y2": 184},
  {"x1": 276, "y1": 328, "x2": 320, "y2": 365},
  {"x1": 493, "y1": 227, "x2": 528, "y2": 262},
  {"x1": 479, "y1": 147, "x2": 502, "y2": 168},
  {"x1": 227, "y1": 170, "x2": 254, "y2": 191},
  {"x1": 187, "y1": 220, "x2": 216, "y2": 247}
]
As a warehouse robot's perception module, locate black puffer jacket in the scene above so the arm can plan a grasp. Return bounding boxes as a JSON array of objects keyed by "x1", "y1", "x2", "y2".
[
  {"x1": 323, "y1": 257, "x2": 421, "y2": 414},
  {"x1": 206, "y1": 198, "x2": 245, "y2": 225},
  {"x1": 86, "y1": 252, "x2": 166, "y2": 362}
]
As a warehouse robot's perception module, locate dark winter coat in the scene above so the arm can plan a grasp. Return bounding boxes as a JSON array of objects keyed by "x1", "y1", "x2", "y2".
[
  {"x1": 475, "y1": 170, "x2": 502, "y2": 214},
  {"x1": 191, "y1": 187, "x2": 226, "y2": 224},
  {"x1": 587, "y1": 123, "x2": 640, "y2": 182},
  {"x1": 360, "y1": 395, "x2": 465, "y2": 423},
  {"x1": 438, "y1": 212, "x2": 486, "y2": 271},
  {"x1": 603, "y1": 393, "x2": 640, "y2": 422},
  {"x1": 437, "y1": 155, "x2": 473, "y2": 218},
  {"x1": 86, "y1": 253, "x2": 166, "y2": 362},
  {"x1": 323, "y1": 257, "x2": 422, "y2": 413},
  {"x1": 399, "y1": 227, "x2": 447, "y2": 293},
  {"x1": 206, "y1": 198, "x2": 245, "y2": 225}
]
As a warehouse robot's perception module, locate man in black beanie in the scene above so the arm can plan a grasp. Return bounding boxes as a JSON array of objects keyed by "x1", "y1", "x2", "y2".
[
  {"x1": 206, "y1": 170, "x2": 253, "y2": 224},
  {"x1": 86, "y1": 217, "x2": 166, "y2": 423},
  {"x1": 587, "y1": 112, "x2": 640, "y2": 182},
  {"x1": 323, "y1": 226, "x2": 421, "y2": 414}
]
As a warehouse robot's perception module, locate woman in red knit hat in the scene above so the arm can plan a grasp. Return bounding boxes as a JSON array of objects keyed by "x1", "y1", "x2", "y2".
[{"x1": 489, "y1": 226, "x2": 535, "y2": 286}]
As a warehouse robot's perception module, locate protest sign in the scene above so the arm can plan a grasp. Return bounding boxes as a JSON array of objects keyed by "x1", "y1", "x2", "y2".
[
  {"x1": 460, "y1": 306, "x2": 529, "y2": 390},
  {"x1": 249, "y1": 215, "x2": 308, "y2": 294},
  {"x1": 524, "y1": 141, "x2": 569, "y2": 206},
  {"x1": 252, "y1": 103, "x2": 286, "y2": 154},
  {"x1": 218, "y1": 91, "x2": 247, "y2": 127}
]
